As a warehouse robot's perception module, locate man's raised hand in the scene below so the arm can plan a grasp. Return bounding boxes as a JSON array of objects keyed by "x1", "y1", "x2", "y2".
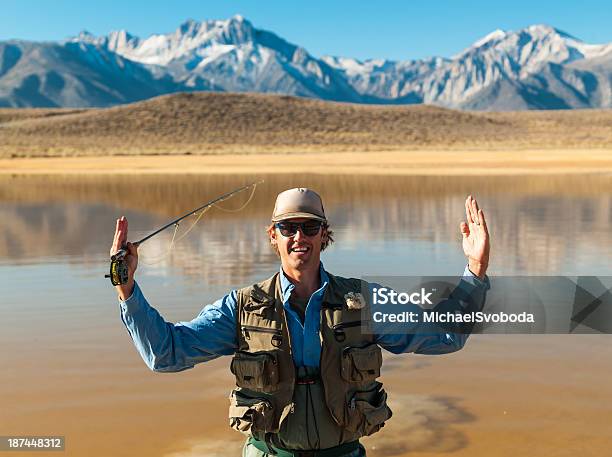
[
  {"x1": 111, "y1": 216, "x2": 138, "y2": 299},
  {"x1": 460, "y1": 195, "x2": 490, "y2": 279}
]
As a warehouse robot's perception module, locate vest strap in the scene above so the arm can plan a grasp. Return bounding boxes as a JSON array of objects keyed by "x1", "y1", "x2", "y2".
[{"x1": 248, "y1": 436, "x2": 360, "y2": 457}]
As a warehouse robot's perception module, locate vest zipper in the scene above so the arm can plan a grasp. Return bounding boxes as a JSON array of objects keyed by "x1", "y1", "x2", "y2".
[
  {"x1": 332, "y1": 320, "x2": 371, "y2": 342},
  {"x1": 241, "y1": 325, "x2": 282, "y2": 334},
  {"x1": 241, "y1": 325, "x2": 283, "y2": 347},
  {"x1": 332, "y1": 320, "x2": 363, "y2": 331}
]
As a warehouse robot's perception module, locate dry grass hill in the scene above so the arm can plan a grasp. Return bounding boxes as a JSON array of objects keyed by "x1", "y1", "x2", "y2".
[{"x1": 1, "y1": 92, "x2": 611, "y2": 158}]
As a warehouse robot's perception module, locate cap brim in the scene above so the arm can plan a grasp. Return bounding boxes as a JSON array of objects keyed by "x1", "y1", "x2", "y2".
[{"x1": 272, "y1": 212, "x2": 326, "y2": 222}]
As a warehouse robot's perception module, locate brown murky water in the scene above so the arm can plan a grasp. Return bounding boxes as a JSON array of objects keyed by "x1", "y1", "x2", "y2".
[{"x1": 1, "y1": 173, "x2": 612, "y2": 457}]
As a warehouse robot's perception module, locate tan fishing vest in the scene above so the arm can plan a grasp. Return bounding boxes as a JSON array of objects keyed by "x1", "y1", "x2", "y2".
[{"x1": 228, "y1": 271, "x2": 393, "y2": 442}]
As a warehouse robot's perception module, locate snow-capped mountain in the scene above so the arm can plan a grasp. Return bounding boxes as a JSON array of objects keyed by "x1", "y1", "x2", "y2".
[
  {"x1": 0, "y1": 39, "x2": 180, "y2": 108},
  {"x1": 1, "y1": 16, "x2": 612, "y2": 109},
  {"x1": 323, "y1": 24, "x2": 612, "y2": 109},
  {"x1": 76, "y1": 15, "x2": 256, "y2": 66},
  {"x1": 70, "y1": 15, "x2": 360, "y2": 103}
]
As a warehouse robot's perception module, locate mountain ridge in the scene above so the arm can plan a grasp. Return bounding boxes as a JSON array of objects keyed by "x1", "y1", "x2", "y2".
[{"x1": 1, "y1": 17, "x2": 611, "y2": 109}]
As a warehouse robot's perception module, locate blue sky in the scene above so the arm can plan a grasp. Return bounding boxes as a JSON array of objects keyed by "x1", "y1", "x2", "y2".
[{"x1": 2, "y1": 1, "x2": 612, "y2": 61}]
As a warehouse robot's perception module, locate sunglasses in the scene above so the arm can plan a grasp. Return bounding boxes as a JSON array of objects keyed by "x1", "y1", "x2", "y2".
[{"x1": 275, "y1": 221, "x2": 323, "y2": 237}]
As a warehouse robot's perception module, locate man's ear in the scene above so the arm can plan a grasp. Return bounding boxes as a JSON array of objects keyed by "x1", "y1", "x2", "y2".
[{"x1": 269, "y1": 227, "x2": 278, "y2": 247}]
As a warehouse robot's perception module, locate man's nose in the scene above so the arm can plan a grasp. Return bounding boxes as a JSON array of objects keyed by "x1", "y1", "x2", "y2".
[{"x1": 293, "y1": 226, "x2": 305, "y2": 240}]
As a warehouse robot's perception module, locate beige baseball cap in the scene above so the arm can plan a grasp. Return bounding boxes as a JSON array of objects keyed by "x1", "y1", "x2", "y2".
[{"x1": 271, "y1": 188, "x2": 326, "y2": 222}]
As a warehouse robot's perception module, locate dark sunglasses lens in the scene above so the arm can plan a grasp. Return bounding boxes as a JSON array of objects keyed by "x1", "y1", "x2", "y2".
[
  {"x1": 302, "y1": 222, "x2": 322, "y2": 236},
  {"x1": 276, "y1": 221, "x2": 322, "y2": 237},
  {"x1": 277, "y1": 223, "x2": 296, "y2": 237}
]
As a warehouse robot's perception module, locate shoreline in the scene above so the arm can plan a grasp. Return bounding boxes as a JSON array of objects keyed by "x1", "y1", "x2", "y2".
[{"x1": 1, "y1": 149, "x2": 612, "y2": 175}]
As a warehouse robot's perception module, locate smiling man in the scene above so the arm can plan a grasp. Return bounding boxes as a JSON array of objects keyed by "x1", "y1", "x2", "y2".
[{"x1": 112, "y1": 187, "x2": 490, "y2": 457}]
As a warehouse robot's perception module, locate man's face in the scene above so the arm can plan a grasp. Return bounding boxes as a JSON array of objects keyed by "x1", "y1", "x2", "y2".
[{"x1": 270, "y1": 218, "x2": 328, "y2": 272}]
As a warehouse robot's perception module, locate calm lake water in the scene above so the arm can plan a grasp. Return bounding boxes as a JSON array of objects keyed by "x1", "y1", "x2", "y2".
[{"x1": 1, "y1": 173, "x2": 612, "y2": 457}]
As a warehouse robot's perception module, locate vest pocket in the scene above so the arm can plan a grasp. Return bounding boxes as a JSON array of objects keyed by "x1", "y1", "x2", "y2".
[
  {"x1": 244, "y1": 298, "x2": 275, "y2": 317},
  {"x1": 341, "y1": 344, "x2": 382, "y2": 383},
  {"x1": 230, "y1": 350, "x2": 280, "y2": 392},
  {"x1": 228, "y1": 389, "x2": 275, "y2": 435},
  {"x1": 346, "y1": 381, "x2": 393, "y2": 437}
]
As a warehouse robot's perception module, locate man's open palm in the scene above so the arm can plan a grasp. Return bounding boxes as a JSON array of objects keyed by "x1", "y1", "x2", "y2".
[{"x1": 460, "y1": 195, "x2": 490, "y2": 271}]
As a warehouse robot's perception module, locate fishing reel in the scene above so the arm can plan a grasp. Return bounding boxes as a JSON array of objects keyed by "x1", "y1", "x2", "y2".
[{"x1": 105, "y1": 248, "x2": 130, "y2": 286}]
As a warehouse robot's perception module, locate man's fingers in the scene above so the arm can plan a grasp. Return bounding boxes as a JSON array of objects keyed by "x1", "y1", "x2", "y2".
[
  {"x1": 478, "y1": 209, "x2": 488, "y2": 233},
  {"x1": 465, "y1": 196, "x2": 474, "y2": 224},
  {"x1": 114, "y1": 218, "x2": 121, "y2": 239},
  {"x1": 471, "y1": 197, "x2": 480, "y2": 225},
  {"x1": 119, "y1": 216, "x2": 128, "y2": 246},
  {"x1": 111, "y1": 218, "x2": 122, "y2": 254},
  {"x1": 111, "y1": 216, "x2": 129, "y2": 256}
]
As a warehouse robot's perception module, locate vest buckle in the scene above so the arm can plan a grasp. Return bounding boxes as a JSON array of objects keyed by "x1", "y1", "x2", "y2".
[
  {"x1": 333, "y1": 328, "x2": 346, "y2": 342},
  {"x1": 271, "y1": 334, "x2": 283, "y2": 347}
]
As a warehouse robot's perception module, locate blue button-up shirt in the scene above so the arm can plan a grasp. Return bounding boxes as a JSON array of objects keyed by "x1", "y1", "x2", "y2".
[{"x1": 119, "y1": 263, "x2": 489, "y2": 372}]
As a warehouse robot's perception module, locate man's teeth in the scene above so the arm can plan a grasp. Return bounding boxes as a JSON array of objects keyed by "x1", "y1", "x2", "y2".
[{"x1": 292, "y1": 247, "x2": 308, "y2": 252}]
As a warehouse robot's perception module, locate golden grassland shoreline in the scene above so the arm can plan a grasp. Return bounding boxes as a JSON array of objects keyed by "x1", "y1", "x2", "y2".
[
  {"x1": 1, "y1": 149, "x2": 612, "y2": 176},
  {"x1": 1, "y1": 92, "x2": 612, "y2": 159},
  {"x1": 1, "y1": 92, "x2": 611, "y2": 175}
]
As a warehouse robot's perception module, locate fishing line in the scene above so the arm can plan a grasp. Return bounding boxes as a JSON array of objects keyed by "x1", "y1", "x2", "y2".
[
  {"x1": 106, "y1": 181, "x2": 263, "y2": 285},
  {"x1": 212, "y1": 183, "x2": 258, "y2": 213},
  {"x1": 142, "y1": 183, "x2": 258, "y2": 264},
  {"x1": 140, "y1": 206, "x2": 212, "y2": 265}
]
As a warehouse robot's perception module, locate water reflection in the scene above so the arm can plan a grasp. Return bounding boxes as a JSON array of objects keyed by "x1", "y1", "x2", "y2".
[
  {"x1": 2, "y1": 173, "x2": 612, "y2": 457},
  {"x1": 1, "y1": 173, "x2": 611, "y2": 279}
]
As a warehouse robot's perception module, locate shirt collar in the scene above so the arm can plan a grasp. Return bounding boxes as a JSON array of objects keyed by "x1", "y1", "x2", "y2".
[{"x1": 279, "y1": 262, "x2": 330, "y2": 301}]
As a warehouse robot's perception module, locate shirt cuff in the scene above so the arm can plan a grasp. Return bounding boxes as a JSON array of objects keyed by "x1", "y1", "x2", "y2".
[
  {"x1": 118, "y1": 281, "x2": 142, "y2": 313},
  {"x1": 462, "y1": 264, "x2": 491, "y2": 290}
]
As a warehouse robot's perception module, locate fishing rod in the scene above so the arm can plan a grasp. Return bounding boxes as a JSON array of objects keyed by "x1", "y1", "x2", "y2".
[{"x1": 106, "y1": 180, "x2": 263, "y2": 286}]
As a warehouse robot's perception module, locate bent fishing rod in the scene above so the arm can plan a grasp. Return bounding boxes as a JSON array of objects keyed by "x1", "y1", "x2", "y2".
[{"x1": 106, "y1": 180, "x2": 263, "y2": 286}]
